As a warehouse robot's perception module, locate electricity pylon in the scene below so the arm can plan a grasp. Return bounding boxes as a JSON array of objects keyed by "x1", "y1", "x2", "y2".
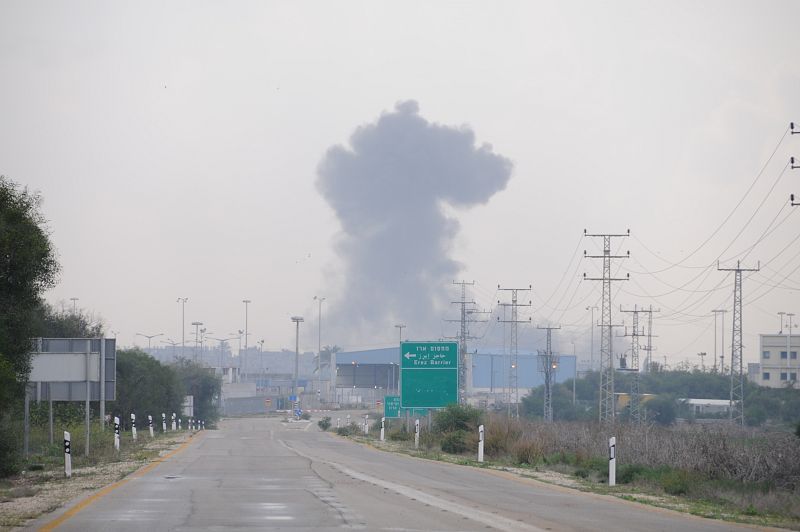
[
  {"x1": 498, "y1": 285, "x2": 532, "y2": 418},
  {"x1": 619, "y1": 306, "x2": 644, "y2": 423},
  {"x1": 445, "y1": 281, "x2": 489, "y2": 404},
  {"x1": 537, "y1": 325, "x2": 561, "y2": 422},
  {"x1": 584, "y1": 229, "x2": 629, "y2": 424}
]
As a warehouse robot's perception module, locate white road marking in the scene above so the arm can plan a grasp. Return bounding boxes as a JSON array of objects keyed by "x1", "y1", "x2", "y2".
[{"x1": 280, "y1": 440, "x2": 545, "y2": 532}]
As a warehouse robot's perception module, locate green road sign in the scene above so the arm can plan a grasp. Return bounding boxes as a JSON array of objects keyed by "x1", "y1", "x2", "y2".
[
  {"x1": 384, "y1": 396, "x2": 401, "y2": 418},
  {"x1": 400, "y1": 341, "x2": 458, "y2": 409},
  {"x1": 400, "y1": 407, "x2": 430, "y2": 417}
]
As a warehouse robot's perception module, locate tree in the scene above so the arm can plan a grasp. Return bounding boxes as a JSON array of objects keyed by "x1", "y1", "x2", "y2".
[
  {"x1": 0, "y1": 177, "x2": 59, "y2": 475},
  {"x1": 172, "y1": 359, "x2": 222, "y2": 422},
  {"x1": 112, "y1": 348, "x2": 184, "y2": 429},
  {"x1": 31, "y1": 302, "x2": 103, "y2": 338}
]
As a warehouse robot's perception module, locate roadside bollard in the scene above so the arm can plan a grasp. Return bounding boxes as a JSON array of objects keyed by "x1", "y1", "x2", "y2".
[
  {"x1": 364, "y1": 415, "x2": 369, "y2": 435},
  {"x1": 162, "y1": 412, "x2": 167, "y2": 432},
  {"x1": 609, "y1": 436, "x2": 616, "y2": 486},
  {"x1": 414, "y1": 419, "x2": 420, "y2": 449},
  {"x1": 380, "y1": 417, "x2": 385, "y2": 441},
  {"x1": 64, "y1": 431, "x2": 72, "y2": 478},
  {"x1": 114, "y1": 416, "x2": 120, "y2": 451},
  {"x1": 202, "y1": 420, "x2": 205, "y2": 430},
  {"x1": 337, "y1": 418, "x2": 340, "y2": 429},
  {"x1": 478, "y1": 424, "x2": 484, "y2": 462},
  {"x1": 178, "y1": 418, "x2": 182, "y2": 430},
  {"x1": 131, "y1": 413, "x2": 137, "y2": 442},
  {"x1": 171, "y1": 413, "x2": 176, "y2": 431},
  {"x1": 148, "y1": 415, "x2": 154, "y2": 438}
]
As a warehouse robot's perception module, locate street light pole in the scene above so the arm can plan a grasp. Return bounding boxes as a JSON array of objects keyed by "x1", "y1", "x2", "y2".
[
  {"x1": 70, "y1": 297, "x2": 79, "y2": 314},
  {"x1": 136, "y1": 332, "x2": 164, "y2": 350},
  {"x1": 291, "y1": 317, "x2": 304, "y2": 400},
  {"x1": 177, "y1": 298, "x2": 188, "y2": 358},
  {"x1": 243, "y1": 299, "x2": 251, "y2": 379},
  {"x1": 395, "y1": 324, "x2": 406, "y2": 344},
  {"x1": 313, "y1": 296, "x2": 326, "y2": 403},
  {"x1": 191, "y1": 321, "x2": 203, "y2": 361}
]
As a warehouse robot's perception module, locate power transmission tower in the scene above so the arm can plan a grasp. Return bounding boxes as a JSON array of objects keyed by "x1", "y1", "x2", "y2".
[
  {"x1": 640, "y1": 306, "x2": 659, "y2": 373},
  {"x1": 717, "y1": 260, "x2": 760, "y2": 426},
  {"x1": 619, "y1": 306, "x2": 644, "y2": 423},
  {"x1": 583, "y1": 229, "x2": 629, "y2": 424},
  {"x1": 445, "y1": 281, "x2": 489, "y2": 404},
  {"x1": 537, "y1": 325, "x2": 561, "y2": 422},
  {"x1": 498, "y1": 285, "x2": 532, "y2": 418}
]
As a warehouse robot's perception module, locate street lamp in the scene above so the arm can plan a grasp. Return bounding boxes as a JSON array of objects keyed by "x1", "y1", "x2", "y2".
[
  {"x1": 243, "y1": 299, "x2": 251, "y2": 379},
  {"x1": 70, "y1": 297, "x2": 79, "y2": 314},
  {"x1": 135, "y1": 332, "x2": 164, "y2": 350},
  {"x1": 395, "y1": 324, "x2": 406, "y2": 344},
  {"x1": 313, "y1": 296, "x2": 326, "y2": 401},
  {"x1": 291, "y1": 317, "x2": 304, "y2": 400},
  {"x1": 177, "y1": 298, "x2": 188, "y2": 357},
  {"x1": 191, "y1": 321, "x2": 203, "y2": 361}
]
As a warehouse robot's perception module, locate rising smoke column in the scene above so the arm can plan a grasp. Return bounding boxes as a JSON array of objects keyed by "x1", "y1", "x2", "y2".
[{"x1": 317, "y1": 101, "x2": 512, "y2": 343}]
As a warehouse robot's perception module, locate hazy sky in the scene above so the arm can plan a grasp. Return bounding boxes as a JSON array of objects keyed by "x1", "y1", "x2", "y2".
[{"x1": 2, "y1": 1, "x2": 799, "y2": 367}]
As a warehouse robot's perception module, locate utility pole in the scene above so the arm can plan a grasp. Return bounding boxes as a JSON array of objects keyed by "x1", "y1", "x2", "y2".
[
  {"x1": 619, "y1": 305, "x2": 644, "y2": 423},
  {"x1": 497, "y1": 285, "x2": 532, "y2": 418},
  {"x1": 243, "y1": 299, "x2": 251, "y2": 379},
  {"x1": 291, "y1": 316, "x2": 304, "y2": 400},
  {"x1": 718, "y1": 260, "x2": 760, "y2": 426},
  {"x1": 583, "y1": 229, "x2": 630, "y2": 424},
  {"x1": 640, "y1": 306, "x2": 659, "y2": 374},
  {"x1": 586, "y1": 306, "x2": 598, "y2": 371},
  {"x1": 537, "y1": 325, "x2": 561, "y2": 422},
  {"x1": 192, "y1": 321, "x2": 203, "y2": 362},
  {"x1": 313, "y1": 296, "x2": 326, "y2": 402},
  {"x1": 445, "y1": 281, "x2": 488, "y2": 404},
  {"x1": 177, "y1": 297, "x2": 188, "y2": 358}
]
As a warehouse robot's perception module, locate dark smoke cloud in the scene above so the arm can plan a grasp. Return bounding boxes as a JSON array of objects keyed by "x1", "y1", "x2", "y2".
[{"x1": 317, "y1": 101, "x2": 512, "y2": 344}]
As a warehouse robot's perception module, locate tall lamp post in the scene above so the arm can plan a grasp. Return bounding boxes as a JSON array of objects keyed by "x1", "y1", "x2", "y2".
[
  {"x1": 191, "y1": 321, "x2": 203, "y2": 361},
  {"x1": 395, "y1": 324, "x2": 406, "y2": 343},
  {"x1": 586, "y1": 306, "x2": 597, "y2": 371},
  {"x1": 243, "y1": 299, "x2": 251, "y2": 379},
  {"x1": 136, "y1": 332, "x2": 164, "y2": 350},
  {"x1": 291, "y1": 317, "x2": 304, "y2": 400},
  {"x1": 177, "y1": 298, "x2": 188, "y2": 357},
  {"x1": 313, "y1": 296, "x2": 326, "y2": 403}
]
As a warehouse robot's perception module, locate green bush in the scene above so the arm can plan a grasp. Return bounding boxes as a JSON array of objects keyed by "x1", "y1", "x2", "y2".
[
  {"x1": 660, "y1": 469, "x2": 692, "y2": 495},
  {"x1": 512, "y1": 440, "x2": 543, "y2": 465},
  {"x1": 617, "y1": 463, "x2": 647, "y2": 484},
  {"x1": 336, "y1": 426, "x2": 353, "y2": 436},
  {"x1": 317, "y1": 417, "x2": 331, "y2": 431},
  {"x1": 300, "y1": 412, "x2": 311, "y2": 420},
  {"x1": 433, "y1": 404, "x2": 482, "y2": 434},
  {"x1": 441, "y1": 431, "x2": 469, "y2": 454},
  {"x1": 388, "y1": 427, "x2": 412, "y2": 441}
]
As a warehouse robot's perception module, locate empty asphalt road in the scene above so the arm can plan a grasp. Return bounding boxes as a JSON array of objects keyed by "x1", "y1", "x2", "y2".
[{"x1": 32, "y1": 416, "x2": 759, "y2": 531}]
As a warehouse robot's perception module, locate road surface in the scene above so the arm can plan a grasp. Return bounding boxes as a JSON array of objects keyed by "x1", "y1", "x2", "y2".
[{"x1": 33, "y1": 415, "x2": 757, "y2": 531}]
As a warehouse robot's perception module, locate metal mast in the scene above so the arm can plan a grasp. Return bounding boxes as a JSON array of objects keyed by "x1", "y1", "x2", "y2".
[
  {"x1": 619, "y1": 306, "x2": 643, "y2": 423},
  {"x1": 717, "y1": 260, "x2": 759, "y2": 426},
  {"x1": 498, "y1": 285, "x2": 532, "y2": 418},
  {"x1": 584, "y1": 230, "x2": 629, "y2": 424},
  {"x1": 445, "y1": 281, "x2": 488, "y2": 404},
  {"x1": 537, "y1": 325, "x2": 560, "y2": 422}
]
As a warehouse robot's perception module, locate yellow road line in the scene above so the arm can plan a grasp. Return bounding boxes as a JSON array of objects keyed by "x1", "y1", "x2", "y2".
[{"x1": 39, "y1": 433, "x2": 202, "y2": 531}]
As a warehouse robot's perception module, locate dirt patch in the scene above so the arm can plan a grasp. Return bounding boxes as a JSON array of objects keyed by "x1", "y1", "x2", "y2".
[{"x1": 0, "y1": 433, "x2": 192, "y2": 531}]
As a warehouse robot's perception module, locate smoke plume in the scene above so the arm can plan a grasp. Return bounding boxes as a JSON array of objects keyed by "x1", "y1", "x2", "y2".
[{"x1": 317, "y1": 101, "x2": 512, "y2": 344}]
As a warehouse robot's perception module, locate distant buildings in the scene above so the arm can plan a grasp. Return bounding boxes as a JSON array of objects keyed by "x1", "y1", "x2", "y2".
[{"x1": 755, "y1": 334, "x2": 799, "y2": 388}]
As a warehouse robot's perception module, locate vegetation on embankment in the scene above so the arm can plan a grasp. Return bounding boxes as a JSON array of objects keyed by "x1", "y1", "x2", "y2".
[{"x1": 324, "y1": 404, "x2": 800, "y2": 528}]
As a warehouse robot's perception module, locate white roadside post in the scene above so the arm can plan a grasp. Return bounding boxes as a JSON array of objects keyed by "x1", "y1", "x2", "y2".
[
  {"x1": 171, "y1": 413, "x2": 176, "y2": 431},
  {"x1": 64, "y1": 431, "x2": 72, "y2": 478},
  {"x1": 336, "y1": 418, "x2": 340, "y2": 429},
  {"x1": 162, "y1": 412, "x2": 166, "y2": 432},
  {"x1": 414, "y1": 419, "x2": 420, "y2": 449},
  {"x1": 478, "y1": 424, "x2": 485, "y2": 463},
  {"x1": 131, "y1": 413, "x2": 137, "y2": 442},
  {"x1": 380, "y1": 417, "x2": 385, "y2": 442},
  {"x1": 363, "y1": 415, "x2": 369, "y2": 435},
  {"x1": 178, "y1": 418, "x2": 182, "y2": 430},
  {"x1": 609, "y1": 436, "x2": 616, "y2": 487},
  {"x1": 346, "y1": 414, "x2": 351, "y2": 426},
  {"x1": 148, "y1": 415, "x2": 154, "y2": 438},
  {"x1": 201, "y1": 420, "x2": 205, "y2": 430},
  {"x1": 113, "y1": 416, "x2": 120, "y2": 451}
]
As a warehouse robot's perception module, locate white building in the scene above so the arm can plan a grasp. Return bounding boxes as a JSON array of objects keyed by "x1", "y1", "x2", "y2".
[{"x1": 758, "y1": 334, "x2": 799, "y2": 388}]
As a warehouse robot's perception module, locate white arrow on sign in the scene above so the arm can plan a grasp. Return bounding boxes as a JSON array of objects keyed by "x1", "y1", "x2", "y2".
[{"x1": 403, "y1": 352, "x2": 416, "y2": 359}]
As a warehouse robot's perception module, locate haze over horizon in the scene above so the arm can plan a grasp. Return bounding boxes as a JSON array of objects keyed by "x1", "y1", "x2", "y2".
[{"x1": 2, "y1": 1, "x2": 799, "y2": 367}]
